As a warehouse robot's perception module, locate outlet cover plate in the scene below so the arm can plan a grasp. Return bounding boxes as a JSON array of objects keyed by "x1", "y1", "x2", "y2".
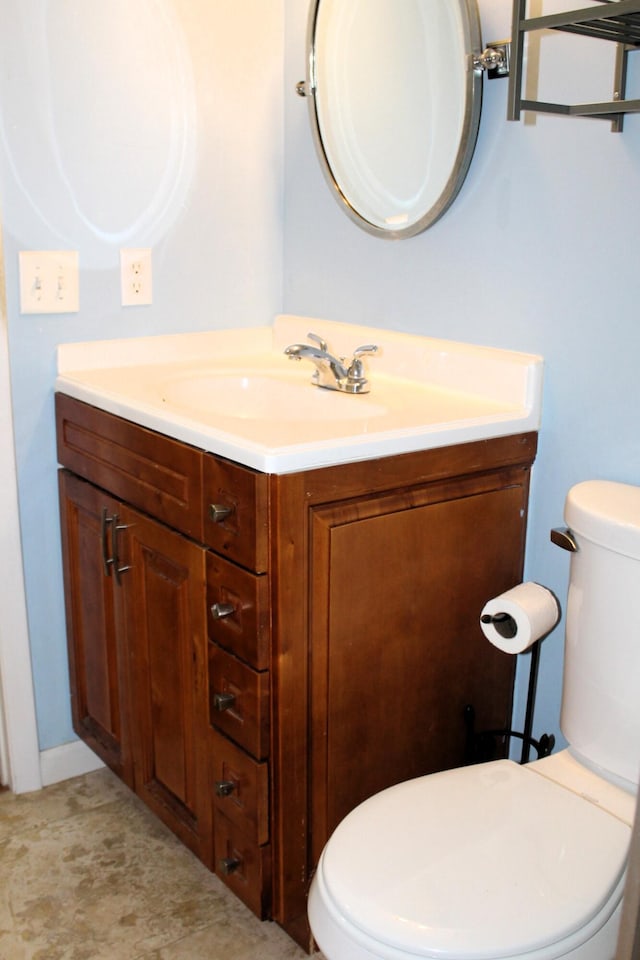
[{"x1": 120, "y1": 248, "x2": 153, "y2": 306}]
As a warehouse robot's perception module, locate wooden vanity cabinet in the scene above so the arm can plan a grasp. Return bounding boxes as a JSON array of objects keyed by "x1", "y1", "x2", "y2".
[{"x1": 56, "y1": 393, "x2": 537, "y2": 951}]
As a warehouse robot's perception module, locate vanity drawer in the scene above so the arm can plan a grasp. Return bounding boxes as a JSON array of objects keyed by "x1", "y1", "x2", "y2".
[
  {"x1": 206, "y1": 553, "x2": 270, "y2": 670},
  {"x1": 215, "y1": 811, "x2": 271, "y2": 919},
  {"x1": 209, "y1": 645, "x2": 270, "y2": 760},
  {"x1": 203, "y1": 454, "x2": 269, "y2": 573},
  {"x1": 211, "y1": 728, "x2": 269, "y2": 845},
  {"x1": 55, "y1": 394, "x2": 203, "y2": 540}
]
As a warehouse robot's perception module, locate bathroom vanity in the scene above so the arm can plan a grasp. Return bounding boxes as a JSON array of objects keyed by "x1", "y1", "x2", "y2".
[{"x1": 55, "y1": 317, "x2": 541, "y2": 948}]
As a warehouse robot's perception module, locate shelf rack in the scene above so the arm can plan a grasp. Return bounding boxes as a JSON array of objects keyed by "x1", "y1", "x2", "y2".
[{"x1": 508, "y1": 0, "x2": 640, "y2": 131}]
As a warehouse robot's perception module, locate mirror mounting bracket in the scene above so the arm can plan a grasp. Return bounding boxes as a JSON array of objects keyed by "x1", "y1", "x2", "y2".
[{"x1": 474, "y1": 41, "x2": 511, "y2": 79}]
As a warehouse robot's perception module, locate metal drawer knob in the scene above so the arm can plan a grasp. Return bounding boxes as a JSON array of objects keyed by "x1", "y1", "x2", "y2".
[
  {"x1": 215, "y1": 779, "x2": 236, "y2": 797},
  {"x1": 213, "y1": 691, "x2": 236, "y2": 712},
  {"x1": 219, "y1": 856, "x2": 241, "y2": 876},
  {"x1": 209, "y1": 503, "x2": 233, "y2": 524},
  {"x1": 211, "y1": 602, "x2": 235, "y2": 620}
]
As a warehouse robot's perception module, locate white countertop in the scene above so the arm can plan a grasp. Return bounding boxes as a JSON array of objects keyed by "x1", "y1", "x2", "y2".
[{"x1": 56, "y1": 315, "x2": 543, "y2": 474}]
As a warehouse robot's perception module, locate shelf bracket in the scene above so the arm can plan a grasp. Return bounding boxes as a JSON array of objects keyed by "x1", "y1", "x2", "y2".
[
  {"x1": 612, "y1": 42, "x2": 631, "y2": 131},
  {"x1": 507, "y1": 0, "x2": 640, "y2": 132}
]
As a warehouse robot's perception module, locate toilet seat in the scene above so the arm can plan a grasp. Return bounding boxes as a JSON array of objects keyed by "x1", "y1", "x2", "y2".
[{"x1": 312, "y1": 760, "x2": 630, "y2": 960}]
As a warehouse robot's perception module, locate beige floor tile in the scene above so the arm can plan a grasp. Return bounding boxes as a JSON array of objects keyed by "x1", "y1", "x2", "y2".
[
  {"x1": 2, "y1": 797, "x2": 213, "y2": 958},
  {"x1": 0, "y1": 769, "x2": 323, "y2": 960},
  {"x1": 145, "y1": 912, "x2": 312, "y2": 960},
  {"x1": 0, "y1": 768, "x2": 129, "y2": 842}
]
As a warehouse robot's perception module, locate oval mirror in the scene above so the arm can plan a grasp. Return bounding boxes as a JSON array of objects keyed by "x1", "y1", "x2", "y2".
[{"x1": 302, "y1": 0, "x2": 483, "y2": 239}]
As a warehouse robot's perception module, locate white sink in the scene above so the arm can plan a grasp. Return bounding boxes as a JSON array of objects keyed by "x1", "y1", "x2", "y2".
[
  {"x1": 56, "y1": 315, "x2": 543, "y2": 474},
  {"x1": 161, "y1": 370, "x2": 389, "y2": 422}
]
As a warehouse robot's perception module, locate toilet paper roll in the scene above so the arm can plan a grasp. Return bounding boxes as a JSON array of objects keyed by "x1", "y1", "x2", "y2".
[{"x1": 480, "y1": 582, "x2": 560, "y2": 655}]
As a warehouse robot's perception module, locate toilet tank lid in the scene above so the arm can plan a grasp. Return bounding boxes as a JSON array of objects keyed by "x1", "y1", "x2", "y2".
[{"x1": 566, "y1": 480, "x2": 640, "y2": 560}]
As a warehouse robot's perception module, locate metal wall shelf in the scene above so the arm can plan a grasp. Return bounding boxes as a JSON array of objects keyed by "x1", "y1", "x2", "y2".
[{"x1": 508, "y1": 0, "x2": 640, "y2": 131}]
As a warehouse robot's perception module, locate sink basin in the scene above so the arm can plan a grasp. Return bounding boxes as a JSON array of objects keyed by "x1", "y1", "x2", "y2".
[
  {"x1": 56, "y1": 315, "x2": 543, "y2": 473},
  {"x1": 161, "y1": 370, "x2": 389, "y2": 422}
]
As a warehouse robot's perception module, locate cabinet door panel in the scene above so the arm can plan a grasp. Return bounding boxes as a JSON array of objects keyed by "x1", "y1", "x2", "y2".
[
  {"x1": 124, "y1": 508, "x2": 209, "y2": 857},
  {"x1": 58, "y1": 471, "x2": 132, "y2": 784},
  {"x1": 310, "y1": 482, "x2": 525, "y2": 859}
]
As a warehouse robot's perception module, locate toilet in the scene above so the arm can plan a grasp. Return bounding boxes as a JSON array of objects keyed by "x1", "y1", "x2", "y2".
[{"x1": 308, "y1": 480, "x2": 640, "y2": 960}]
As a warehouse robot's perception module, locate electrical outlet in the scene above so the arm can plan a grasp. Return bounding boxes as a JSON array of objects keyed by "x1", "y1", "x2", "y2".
[
  {"x1": 120, "y1": 248, "x2": 153, "y2": 306},
  {"x1": 19, "y1": 250, "x2": 79, "y2": 314}
]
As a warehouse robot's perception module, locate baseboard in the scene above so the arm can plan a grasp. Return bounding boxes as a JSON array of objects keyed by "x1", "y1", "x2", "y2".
[{"x1": 40, "y1": 739, "x2": 105, "y2": 787}]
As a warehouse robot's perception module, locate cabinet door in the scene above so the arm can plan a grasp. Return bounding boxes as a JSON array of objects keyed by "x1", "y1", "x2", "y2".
[
  {"x1": 58, "y1": 471, "x2": 133, "y2": 785},
  {"x1": 309, "y1": 480, "x2": 526, "y2": 859},
  {"x1": 123, "y1": 507, "x2": 210, "y2": 860}
]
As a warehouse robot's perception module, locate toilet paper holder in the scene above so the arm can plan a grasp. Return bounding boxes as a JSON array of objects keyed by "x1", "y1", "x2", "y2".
[
  {"x1": 480, "y1": 611, "x2": 517, "y2": 639},
  {"x1": 464, "y1": 636, "x2": 555, "y2": 765}
]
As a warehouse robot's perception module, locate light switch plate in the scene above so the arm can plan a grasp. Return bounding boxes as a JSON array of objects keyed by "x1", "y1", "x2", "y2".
[
  {"x1": 120, "y1": 248, "x2": 153, "y2": 306},
  {"x1": 19, "y1": 250, "x2": 79, "y2": 314}
]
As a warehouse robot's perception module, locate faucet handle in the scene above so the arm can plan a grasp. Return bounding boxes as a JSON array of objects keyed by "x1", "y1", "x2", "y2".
[
  {"x1": 307, "y1": 331, "x2": 328, "y2": 352},
  {"x1": 349, "y1": 344, "x2": 378, "y2": 374},
  {"x1": 352, "y1": 344, "x2": 378, "y2": 359},
  {"x1": 346, "y1": 344, "x2": 378, "y2": 391}
]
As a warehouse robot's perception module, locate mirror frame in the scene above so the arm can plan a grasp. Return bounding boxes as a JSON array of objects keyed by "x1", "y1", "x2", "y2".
[{"x1": 303, "y1": 0, "x2": 484, "y2": 240}]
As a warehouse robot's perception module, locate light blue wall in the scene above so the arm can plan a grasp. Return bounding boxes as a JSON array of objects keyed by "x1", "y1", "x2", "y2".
[
  {"x1": 0, "y1": 1, "x2": 285, "y2": 750},
  {"x1": 2, "y1": 1, "x2": 639, "y2": 755},
  {"x1": 283, "y1": 0, "x2": 640, "y2": 746}
]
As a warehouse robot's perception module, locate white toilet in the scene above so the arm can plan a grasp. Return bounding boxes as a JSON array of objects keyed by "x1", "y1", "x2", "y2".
[{"x1": 308, "y1": 480, "x2": 640, "y2": 960}]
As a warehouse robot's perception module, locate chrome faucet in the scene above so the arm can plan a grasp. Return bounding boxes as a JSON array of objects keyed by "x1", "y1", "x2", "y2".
[{"x1": 284, "y1": 332, "x2": 378, "y2": 394}]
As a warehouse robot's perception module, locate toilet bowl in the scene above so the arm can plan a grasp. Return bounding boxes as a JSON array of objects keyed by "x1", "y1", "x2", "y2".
[
  {"x1": 309, "y1": 752, "x2": 634, "y2": 960},
  {"x1": 308, "y1": 481, "x2": 640, "y2": 960}
]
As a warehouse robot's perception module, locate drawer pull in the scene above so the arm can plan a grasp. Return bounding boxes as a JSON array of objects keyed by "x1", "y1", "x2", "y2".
[
  {"x1": 211, "y1": 602, "x2": 236, "y2": 620},
  {"x1": 214, "y1": 691, "x2": 236, "y2": 712},
  {"x1": 215, "y1": 779, "x2": 236, "y2": 797},
  {"x1": 219, "y1": 856, "x2": 241, "y2": 875},
  {"x1": 209, "y1": 503, "x2": 233, "y2": 524}
]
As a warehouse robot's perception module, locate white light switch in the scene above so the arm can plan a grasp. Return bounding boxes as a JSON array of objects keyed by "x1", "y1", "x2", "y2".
[
  {"x1": 120, "y1": 248, "x2": 153, "y2": 306},
  {"x1": 19, "y1": 250, "x2": 79, "y2": 314}
]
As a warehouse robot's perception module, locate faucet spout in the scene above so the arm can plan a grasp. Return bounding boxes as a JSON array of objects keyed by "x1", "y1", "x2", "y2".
[
  {"x1": 284, "y1": 333, "x2": 377, "y2": 394},
  {"x1": 284, "y1": 342, "x2": 349, "y2": 388}
]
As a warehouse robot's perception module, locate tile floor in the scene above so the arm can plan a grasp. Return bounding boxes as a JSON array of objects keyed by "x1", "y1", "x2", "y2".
[{"x1": 0, "y1": 768, "x2": 324, "y2": 960}]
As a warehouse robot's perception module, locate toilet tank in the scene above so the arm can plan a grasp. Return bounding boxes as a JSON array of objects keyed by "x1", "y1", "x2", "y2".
[{"x1": 560, "y1": 480, "x2": 640, "y2": 788}]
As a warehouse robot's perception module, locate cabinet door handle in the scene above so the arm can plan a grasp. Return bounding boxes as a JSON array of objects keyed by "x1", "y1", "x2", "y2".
[
  {"x1": 211, "y1": 602, "x2": 236, "y2": 620},
  {"x1": 219, "y1": 856, "x2": 241, "y2": 875},
  {"x1": 215, "y1": 779, "x2": 236, "y2": 797},
  {"x1": 100, "y1": 509, "x2": 114, "y2": 577},
  {"x1": 209, "y1": 503, "x2": 233, "y2": 524},
  {"x1": 213, "y1": 691, "x2": 236, "y2": 712},
  {"x1": 112, "y1": 521, "x2": 132, "y2": 584}
]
